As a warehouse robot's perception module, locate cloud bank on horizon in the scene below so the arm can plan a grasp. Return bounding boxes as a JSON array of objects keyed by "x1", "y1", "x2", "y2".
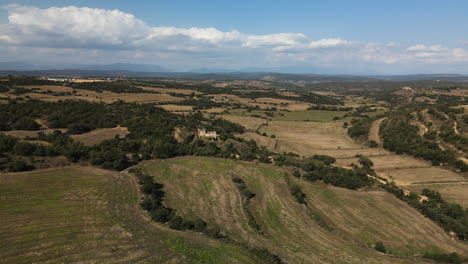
[{"x1": 1, "y1": 5, "x2": 468, "y2": 74}]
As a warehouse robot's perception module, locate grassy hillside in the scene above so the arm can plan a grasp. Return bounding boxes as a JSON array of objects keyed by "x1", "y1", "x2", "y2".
[
  {"x1": 137, "y1": 156, "x2": 466, "y2": 263},
  {"x1": 301, "y1": 182, "x2": 467, "y2": 255},
  {"x1": 0, "y1": 166, "x2": 266, "y2": 263}
]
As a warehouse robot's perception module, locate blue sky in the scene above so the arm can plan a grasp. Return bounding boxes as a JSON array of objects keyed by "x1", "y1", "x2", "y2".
[{"x1": 1, "y1": 0, "x2": 468, "y2": 73}]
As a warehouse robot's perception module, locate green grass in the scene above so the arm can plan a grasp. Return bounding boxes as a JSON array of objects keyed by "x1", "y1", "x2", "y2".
[
  {"x1": 300, "y1": 181, "x2": 467, "y2": 256},
  {"x1": 0, "y1": 166, "x2": 264, "y2": 263},
  {"x1": 225, "y1": 109, "x2": 348, "y2": 122},
  {"x1": 138, "y1": 157, "x2": 442, "y2": 263}
]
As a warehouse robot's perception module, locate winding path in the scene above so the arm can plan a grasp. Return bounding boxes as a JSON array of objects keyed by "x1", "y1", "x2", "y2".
[{"x1": 369, "y1": 118, "x2": 386, "y2": 146}]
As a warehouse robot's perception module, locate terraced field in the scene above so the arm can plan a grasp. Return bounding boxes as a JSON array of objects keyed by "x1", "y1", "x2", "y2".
[
  {"x1": 0, "y1": 166, "x2": 266, "y2": 263},
  {"x1": 233, "y1": 119, "x2": 387, "y2": 158},
  {"x1": 302, "y1": 181, "x2": 467, "y2": 255},
  {"x1": 138, "y1": 157, "x2": 468, "y2": 263},
  {"x1": 367, "y1": 118, "x2": 468, "y2": 205},
  {"x1": 223, "y1": 115, "x2": 267, "y2": 131},
  {"x1": 408, "y1": 182, "x2": 468, "y2": 208},
  {"x1": 228, "y1": 116, "x2": 468, "y2": 209}
]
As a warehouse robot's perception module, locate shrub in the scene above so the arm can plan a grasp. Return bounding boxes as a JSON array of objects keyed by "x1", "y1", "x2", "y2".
[
  {"x1": 151, "y1": 207, "x2": 172, "y2": 223},
  {"x1": 423, "y1": 252, "x2": 462, "y2": 264},
  {"x1": 312, "y1": 154, "x2": 336, "y2": 165},
  {"x1": 12, "y1": 118, "x2": 41, "y2": 131},
  {"x1": 168, "y1": 215, "x2": 185, "y2": 230},
  {"x1": 249, "y1": 248, "x2": 284, "y2": 264},
  {"x1": 293, "y1": 170, "x2": 301, "y2": 178},
  {"x1": 232, "y1": 177, "x2": 245, "y2": 184},
  {"x1": 368, "y1": 140, "x2": 378, "y2": 148},
  {"x1": 241, "y1": 188, "x2": 256, "y2": 199},
  {"x1": 358, "y1": 156, "x2": 374, "y2": 168},
  {"x1": 374, "y1": 241, "x2": 386, "y2": 253},
  {"x1": 7, "y1": 160, "x2": 33, "y2": 172},
  {"x1": 193, "y1": 219, "x2": 207, "y2": 232},
  {"x1": 205, "y1": 226, "x2": 223, "y2": 238},
  {"x1": 290, "y1": 183, "x2": 306, "y2": 204},
  {"x1": 67, "y1": 123, "x2": 92, "y2": 134}
]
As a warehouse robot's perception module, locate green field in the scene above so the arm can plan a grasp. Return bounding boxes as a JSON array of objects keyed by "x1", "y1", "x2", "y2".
[
  {"x1": 0, "y1": 166, "x2": 265, "y2": 263},
  {"x1": 225, "y1": 109, "x2": 348, "y2": 122}
]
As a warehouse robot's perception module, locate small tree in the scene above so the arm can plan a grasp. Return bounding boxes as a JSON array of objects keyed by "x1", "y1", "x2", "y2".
[
  {"x1": 368, "y1": 140, "x2": 378, "y2": 148},
  {"x1": 168, "y1": 215, "x2": 185, "y2": 230},
  {"x1": 193, "y1": 219, "x2": 207, "y2": 232},
  {"x1": 374, "y1": 241, "x2": 386, "y2": 253},
  {"x1": 358, "y1": 156, "x2": 374, "y2": 168}
]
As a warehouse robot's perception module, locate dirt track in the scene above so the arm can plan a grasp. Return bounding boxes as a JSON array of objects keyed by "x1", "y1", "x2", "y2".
[{"x1": 368, "y1": 118, "x2": 385, "y2": 146}]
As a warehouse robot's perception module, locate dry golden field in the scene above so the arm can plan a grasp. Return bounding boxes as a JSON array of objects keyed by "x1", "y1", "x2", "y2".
[
  {"x1": 3, "y1": 85, "x2": 185, "y2": 104},
  {"x1": 225, "y1": 114, "x2": 468, "y2": 205},
  {"x1": 3, "y1": 128, "x2": 67, "y2": 138},
  {"x1": 378, "y1": 167, "x2": 466, "y2": 186},
  {"x1": 258, "y1": 121, "x2": 361, "y2": 150},
  {"x1": 238, "y1": 132, "x2": 277, "y2": 151},
  {"x1": 407, "y1": 182, "x2": 468, "y2": 208},
  {"x1": 158, "y1": 104, "x2": 194, "y2": 111},
  {"x1": 223, "y1": 115, "x2": 266, "y2": 131},
  {"x1": 71, "y1": 126, "x2": 129, "y2": 146}
]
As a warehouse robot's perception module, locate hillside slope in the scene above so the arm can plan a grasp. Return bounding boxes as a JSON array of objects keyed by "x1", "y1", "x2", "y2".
[
  {"x1": 0, "y1": 166, "x2": 266, "y2": 263},
  {"x1": 138, "y1": 157, "x2": 467, "y2": 263}
]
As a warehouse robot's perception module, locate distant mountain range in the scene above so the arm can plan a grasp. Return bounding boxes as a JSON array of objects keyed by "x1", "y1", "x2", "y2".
[
  {"x1": 0, "y1": 61, "x2": 467, "y2": 82},
  {"x1": 0, "y1": 62, "x2": 167, "y2": 72}
]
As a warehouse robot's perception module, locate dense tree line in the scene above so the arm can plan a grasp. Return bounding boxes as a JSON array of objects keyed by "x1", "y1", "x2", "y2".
[
  {"x1": 133, "y1": 168, "x2": 223, "y2": 237},
  {"x1": 174, "y1": 97, "x2": 225, "y2": 110},
  {"x1": 463, "y1": 115, "x2": 468, "y2": 125},
  {"x1": 0, "y1": 85, "x2": 9, "y2": 93},
  {"x1": 381, "y1": 182, "x2": 468, "y2": 241},
  {"x1": 232, "y1": 177, "x2": 261, "y2": 231},
  {"x1": 439, "y1": 127, "x2": 468, "y2": 152},
  {"x1": 347, "y1": 117, "x2": 375, "y2": 139},
  {"x1": 305, "y1": 80, "x2": 468, "y2": 92},
  {"x1": 435, "y1": 95, "x2": 468, "y2": 105},
  {"x1": 3, "y1": 76, "x2": 56, "y2": 86},
  {"x1": 0, "y1": 100, "x2": 274, "y2": 171},
  {"x1": 380, "y1": 113, "x2": 468, "y2": 171},
  {"x1": 11, "y1": 87, "x2": 34, "y2": 95},
  {"x1": 308, "y1": 105, "x2": 353, "y2": 111},
  {"x1": 0, "y1": 100, "x2": 121, "y2": 131},
  {"x1": 290, "y1": 155, "x2": 374, "y2": 190},
  {"x1": 134, "y1": 79, "x2": 344, "y2": 105},
  {"x1": 68, "y1": 82, "x2": 158, "y2": 94},
  {"x1": 240, "y1": 90, "x2": 344, "y2": 105},
  {"x1": 133, "y1": 168, "x2": 284, "y2": 263}
]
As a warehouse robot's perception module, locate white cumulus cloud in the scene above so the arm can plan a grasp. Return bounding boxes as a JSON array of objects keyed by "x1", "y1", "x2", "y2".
[
  {"x1": 407, "y1": 45, "x2": 448, "y2": 52},
  {"x1": 308, "y1": 38, "x2": 349, "y2": 49},
  {"x1": 0, "y1": 5, "x2": 467, "y2": 73}
]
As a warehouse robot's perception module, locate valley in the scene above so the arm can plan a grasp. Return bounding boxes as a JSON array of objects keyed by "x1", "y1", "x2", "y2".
[{"x1": 0, "y1": 76, "x2": 467, "y2": 263}]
